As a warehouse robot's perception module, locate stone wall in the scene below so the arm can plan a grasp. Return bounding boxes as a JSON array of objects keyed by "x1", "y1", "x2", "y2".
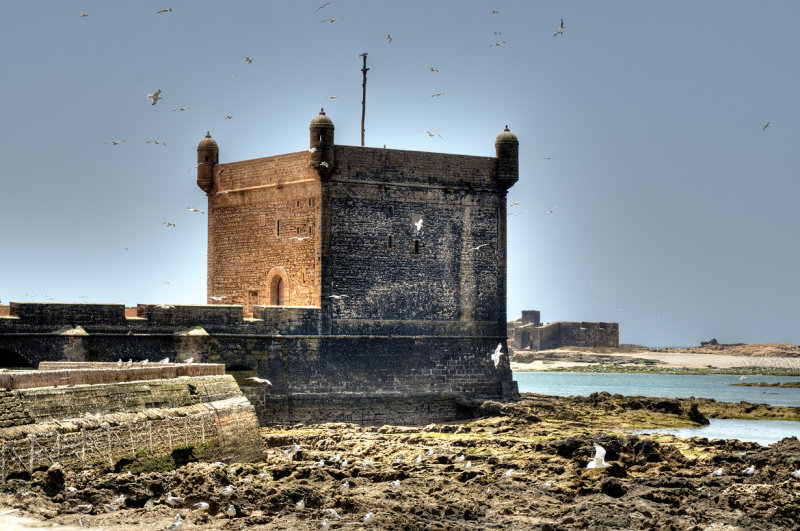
[
  {"x1": 509, "y1": 314, "x2": 619, "y2": 351},
  {"x1": 0, "y1": 365, "x2": 261, "y2": 478},
  {"x1": 208, "y1": 153, "x2": 321, "y2": 314}
]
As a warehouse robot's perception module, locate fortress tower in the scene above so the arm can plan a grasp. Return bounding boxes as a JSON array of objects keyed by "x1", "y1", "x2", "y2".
[{"x1": 199, "y1": 110, "x2": 518, "y2": 332}]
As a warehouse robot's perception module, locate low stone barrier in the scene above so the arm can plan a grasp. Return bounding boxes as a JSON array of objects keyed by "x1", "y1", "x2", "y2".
[{"x1": 0, "y1": 363, "x2": 224, "y2": 390}]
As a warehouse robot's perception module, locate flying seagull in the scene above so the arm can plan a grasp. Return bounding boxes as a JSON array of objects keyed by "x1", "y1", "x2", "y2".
[
  {"x1": 327, "y1": 95, "x2": 337, "y2": 99},
  {"x1": 317, "y1": 2, "x2": 331, "y2": 10},
  {"x1": 386, "y1": 34, "x2": 392, "y2": 43},
  {"x1": 554, "y1": 18, "x2": 565, "y2": 37},
  {"x1": 156, "y1": 8, "x2": 172, "y2": 14},
  {"x1": 289, "y1": 236, "x2": 311, "y2": 241},
  {"x1": 146, "y1": 139, "x2": 166, "y2": 146},
  {"x1": 105, "y1": 140, "x2": 126, "y2": 146},
  {"x1": 761, "y1": 121, "x2": 770, "y2": 131},
  {"x1": 469, "y1": 244, "x2": 490, "y2": 252},
  {"x1": 163, "y1": 222, "x2": 175, "y2": 227},
  {"x1": 490, "y1": 10, "x2": 499, "y2": 15},
  {"x1": 172, "y1": 106, "x2": 190, "y2": 112},
  {"x1": 509, "y1": 200, "x2": 519, "y2": 207},
  {"x1": 587, "y1": 444, "x2": 609, "y2": 469},
  {"x1": 224, "y1": 115, "x2": 233, "y2": 119},
  {"x1": 321, "y1": 17, "x2": 341, "y2": 23},
  {"x1": 413, "y1": 218, "x2": 423, "y2": 232},
  {"x1": 247, "y1": 376, "x2": 272, "y2": 386},
  {"x1": 490, "y1": 41, "x2": 507, "y2": 47},
  {"x1": 431, "y1": 92, "x2": 445, "y2": 97},
  {"x1": 491, "y1": 343, "x2": 503, "y2": 367},
  {"x1": 422, "y1": 130, "x2": 443, "y2": 139},
  {"x1": 544, "y1": 204, "x2": 558, "y2": 215},
  {"x1": 244, "y1": 57, "x2": 253, "y2": 63},
  {"x1": 147, "y1": 89, "x2": 162, "y2": 105},
  {"x1": 428, "y1": 67, "x2": 439, "y2": 72},
  {"x1": 79, "y1": 12, "x2": 88, "y2": 17},
  {"x1": 187, "y1": 207, "x2": 205, "y2": 214}
]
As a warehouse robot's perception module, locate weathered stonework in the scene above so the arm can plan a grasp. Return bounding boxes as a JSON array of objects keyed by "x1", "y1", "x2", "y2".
[
  {"x1": 0, "y1": 363, "x2": 261, "y2": 478},
  {"x1": 0, "y1": 111, "x2": 520, "y2": 425},
  {"x1": 508, "y1": 310, "x2": 619, "y2": 351}
]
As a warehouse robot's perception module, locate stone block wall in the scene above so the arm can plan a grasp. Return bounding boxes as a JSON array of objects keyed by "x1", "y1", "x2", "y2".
[
  {"x1": 0, "y1": 367, "x2": 261, "y2": 478},
  {"x1": 208, "y1": 153, "x2": 321, "y2": 314}
]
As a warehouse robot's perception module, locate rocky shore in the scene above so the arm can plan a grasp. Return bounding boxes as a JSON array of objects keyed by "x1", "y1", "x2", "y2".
[{"x1": 1, "y1": 393, "x2": 798, "y2": 530}]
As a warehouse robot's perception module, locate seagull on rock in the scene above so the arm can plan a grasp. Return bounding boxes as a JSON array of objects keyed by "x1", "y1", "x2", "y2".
[{"x1": 587, "y1": 444, "x2": 609, "y2": 469}]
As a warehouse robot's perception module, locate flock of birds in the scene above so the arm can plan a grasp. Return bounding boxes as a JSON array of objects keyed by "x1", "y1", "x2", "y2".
[{"x1": 58, "y1": 436, "x2": 800, "y2": 529}]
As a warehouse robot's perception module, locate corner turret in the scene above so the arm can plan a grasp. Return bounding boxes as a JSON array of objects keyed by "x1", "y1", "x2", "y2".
[
  {"x1": 309, "y1": 108, "x2": 334, "y2": 174},
  {"x1": 197, "y1": 131, "x2": 219, "y2": 193},
  {"x1": 494, "y1": 125, "x2": 519, "y2": 189}
]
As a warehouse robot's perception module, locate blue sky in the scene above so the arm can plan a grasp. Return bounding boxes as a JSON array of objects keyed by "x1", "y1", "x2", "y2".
[{"x1": 1, "y1": 1, "x2": 798, "y2": 347}]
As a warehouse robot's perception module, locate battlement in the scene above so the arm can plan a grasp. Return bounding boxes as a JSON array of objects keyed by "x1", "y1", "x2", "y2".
[{"x1": 509, "y1": 311, "x2": 619, "y2": 351}]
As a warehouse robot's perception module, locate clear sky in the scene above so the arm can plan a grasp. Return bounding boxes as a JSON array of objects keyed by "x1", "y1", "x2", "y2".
[{"x1": 1, "y1": 1, "x2": 798, "y2": 347}]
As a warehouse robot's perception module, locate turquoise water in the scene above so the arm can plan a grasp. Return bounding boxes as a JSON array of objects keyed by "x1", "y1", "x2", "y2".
[
  {"x1": 633, "y1": 418, "x2": 800, "y2": 446},
  {"x1": 513, "y1": 371, "x2": 800, "y2": 445},
  {"x1": 513, "y1": 372, "x2": 800, "y2": 407}
]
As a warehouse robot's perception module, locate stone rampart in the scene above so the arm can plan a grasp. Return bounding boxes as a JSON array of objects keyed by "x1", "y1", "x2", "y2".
[{"x1": 0, "y1": 365, "x2": 261, "y2": 478}]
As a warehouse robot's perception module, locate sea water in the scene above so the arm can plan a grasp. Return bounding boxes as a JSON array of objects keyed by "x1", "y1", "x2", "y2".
[
  {"x1": 513, "y1": 372, "x2": 800, "y2": 445},
  {"x1": 513, "y1": 372, "x2": 800, "y2": 407}
]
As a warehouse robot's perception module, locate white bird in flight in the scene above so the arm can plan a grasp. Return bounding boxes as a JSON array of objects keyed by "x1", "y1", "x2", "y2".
[
  {"x1": 224, "y1": 115, "x2": 233, "y2": 119},
  {"x1": 147, "y1": 89, "x2": 162, "y2": 105},
  {"x1": 187, "y1": 207, "x2": 205, "y2": 214},
  {"x1": 413, "y1": 218, "x2": 423, "y2": 232},
  {"x1": 761, "y1": 121, "x2": 770, "y2": 131},
  {"x1": 385, "y1": 34, "x2": 392, "y2": 43},
  {"x1": 428, "y1": 67, "x2": 439, "y2": 72},
  {"x1": 247, "y1": 376, "x2": 272, "y2": 385},
  {"x1": 554, "y1": 18, "x2": 565, "y2": 37},
  {"x1": 105, "y1": 140, "x2": 125, "y2": 146},
  {"x1": 431, "y1": 92, "x2": 445, "y2": 97},
  {"x1": 244, "y1": 57, "x2": 253, "y2": 63},
  {"x1": 491, "y1": 343, "x2": 503, "y2": 367},
  {"x1": 79, "y1": 12, "x2": 88, "y2": 17},
  {"x1": 587, "y1": 444, "x2": 609, "y2": 469},
  {"x1": 469, "y1": 244, "x2": 490, "y2": 252},
  {"x1": 146, "y1": 139, "x2": 166, "y2": 146},
  {"x1": 172, "y1": 106, "x2": 190, "y2": 112},
  {"x1": 156, "y1": 8, "x2": 172, "y2": 14},
  {"x1": 544, "y1": 204, "x2": 558, "y2": 215},
  {"x1": 317, "y1": 2, "x2": 331, "y2": 10},
  {"x1": 422, "y1": 130, "x2": 443, "y2": 139},
  {"x1": 321, "y1": 17, "x2": 341, "y2": 23}
]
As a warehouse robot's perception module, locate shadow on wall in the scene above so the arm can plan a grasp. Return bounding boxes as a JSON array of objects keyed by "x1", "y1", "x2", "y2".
[{"x1": 0, "y1": 348, "x2": 35, "y2": 369}]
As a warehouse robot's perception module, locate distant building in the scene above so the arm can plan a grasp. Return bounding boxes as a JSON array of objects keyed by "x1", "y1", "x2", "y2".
[{"x1": 508, "y1": 310, "x2": 619, "y2": 351}]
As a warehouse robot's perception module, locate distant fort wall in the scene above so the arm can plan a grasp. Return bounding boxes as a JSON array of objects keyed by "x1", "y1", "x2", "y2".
[
  {"x1": 1, "y1": 302, "x2": 514, "y2": 425},
  {"x1": 0, "y1": 363, "x2": 261, "y2": 479},
  {"x1": 509, "y1": 310, "x2": 619, "y2": 351}
]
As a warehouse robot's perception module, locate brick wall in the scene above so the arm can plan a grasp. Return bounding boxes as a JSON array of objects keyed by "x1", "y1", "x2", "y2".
[{"x1": 207, "y1": 153, "x2": 321, "y2": 314}]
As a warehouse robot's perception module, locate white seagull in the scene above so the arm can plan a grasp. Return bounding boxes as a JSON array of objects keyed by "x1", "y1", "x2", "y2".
[
  {"x1": 156, "y1": 8, "x2": 173, "y2": 14},
  {"x1": 167, "y1": 514, "x2": 182, "y2": 530},
  {"x1": 296, "y1": 499, "x2": 305, "y2": 509},
  {"x1": 742, "y1": 465, "x2": 755, "y2": 475},
  {"x1": 159, "y1": 357, "x2": 170, "y2": 363},
  {"x1": 244, "y1": 57, "x2": 253, "y2": 63},
  {"x1": 166, "y1": 492, "x2": 183, "y2": 506},
  {"x1": 187, "y1": 207, "x2": 205, "y2": 214},
  {"x1": 431, "y1": 92, "x2": 445, "y2": 97},
  {"x1": 502, "y1": 469, "x2": 513, "y2": 479},
  {"x1": 192, "y1": 501, "x2": 209, "y2": 512},
  {"x1": 363, "y1": 512, "x2": 374, "y2": 523},
  {"x1": 413, "y1": 218, "x2": 423, "y2": 232},
  {"x1": 225, "y1": 505, "x2": 236, "y2": 517},
  {"x1": 220, "y1": 485, "x2": 234, "y2": 496},
  {"x1": 761, "y1": 121, "x2": 770, "y2": 131},
  {"x1": 587, "y1": 444, "x2": 609, "y2": 469},
  {"x1": 147, "y1": 89, "x2": 162, "y2": 105},
  {"x1": 491, "y1": 343, "x2": 503, "y2": 367},
  {"x1": 247, "y1": 376, "x2": 273, "y2": 385},
  {"x1": 469, "y1": 244, "x2": 490, "y2": 252}
]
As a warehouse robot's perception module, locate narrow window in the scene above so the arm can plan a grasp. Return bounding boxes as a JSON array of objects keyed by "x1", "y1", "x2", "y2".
[
  {"x1": 297, "y1": 200, "x2": 300, "y2": 207},
  {"x1": 386, "y1": 235, "x2": 393, "y2": 249},
  {"x1": 276, "y1": 220, "x2": 280, "y2": 236},
  {"x1": 387, "y1": 205, "x2": 393, "y2": 215},
  {"x1": 413, "y1": 240, "x2": 420, "y2": 254},
  {"x1": 309, "y1": 198, "x2": 313, "y2": 206},
  {"x1": 297, "y1": 226, "x2": 301, "y2": 234}
]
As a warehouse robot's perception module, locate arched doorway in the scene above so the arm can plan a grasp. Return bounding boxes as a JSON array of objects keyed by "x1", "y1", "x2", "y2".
[
  {"x1": 270, "y1": 276, "x2": 285, "y2": 305},
  {"x1": 265, "y1": 266, "x2": 290, "y2": 306}
]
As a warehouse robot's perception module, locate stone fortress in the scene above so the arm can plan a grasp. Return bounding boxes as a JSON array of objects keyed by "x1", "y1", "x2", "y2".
[
  {"x1": 0, "y1": 110, "x2": 520, "y2": 436},
  {"x1": 507, "y1": 310, "x2": 619, "y2": 352}
]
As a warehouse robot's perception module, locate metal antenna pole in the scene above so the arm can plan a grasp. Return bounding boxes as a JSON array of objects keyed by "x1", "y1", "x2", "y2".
[{"x1": 360, "y1": 52, "x2": 368, "y2": 147}]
